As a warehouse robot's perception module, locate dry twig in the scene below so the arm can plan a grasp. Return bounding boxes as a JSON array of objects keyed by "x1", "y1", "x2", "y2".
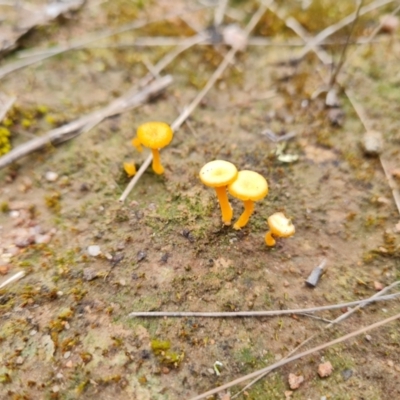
[
  {"x1": 232, "y1": 280, "x2": 400, "y2": 398},
  {"x1": 190, "y1": 311, "x2": 400, "y2": 400},
  {"x1": 128, "y1": 291, "x2": 400, "y2": 317},
  {"x1": 0, "y1": 271, "x2": 25, "y2": 289},
  {"x1": 0, "y1": 92, "x2": 15, "y2": 121},
  {"x1": 0, "y1": 75, "x2": 172, "y2": 169},
  {"x1": 0, "y1": 5, "x2": 209, "y2": 80}
]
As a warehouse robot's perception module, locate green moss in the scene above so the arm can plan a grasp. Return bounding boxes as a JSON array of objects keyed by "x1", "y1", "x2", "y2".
[{"x1": 0, "y1": 127, "x2": 11, "y2": 155}]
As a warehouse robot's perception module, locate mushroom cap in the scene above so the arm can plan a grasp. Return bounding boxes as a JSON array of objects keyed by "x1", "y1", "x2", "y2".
[
  {"x1": 228, "y1": 170, "x2": 268, "y2": 201},
  {"x1": 199, "y1": 160, "x2": 238, "y2": 188},
  {"x1": 267, "y1": 212, "x2": 295, "y2": 238},
  {"x1": 137, "y1": 121, "x2": 173, "y2": 149}
]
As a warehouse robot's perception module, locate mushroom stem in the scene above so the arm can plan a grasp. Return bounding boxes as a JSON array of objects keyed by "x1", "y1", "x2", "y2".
[
  {"x1": 265, "y1": 231, "x2": 276, "y2": 246},
  {"x1": 151, "y1": 148, "x2": 164, "y2": 175},
  {"x1": 233, "y1": 200, "x2": 254, "y2": 230},
  {"x1": 214, "y1": 186, "x2": 233, "y2": 225},
  {"x1": 132, "y1": 137, "x2": 143, "y2": 152}
]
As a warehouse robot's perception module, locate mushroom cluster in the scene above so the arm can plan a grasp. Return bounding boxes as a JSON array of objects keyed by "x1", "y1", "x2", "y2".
[{"x1": 199, "y1": 160, "x2": 295, "y2": 247}]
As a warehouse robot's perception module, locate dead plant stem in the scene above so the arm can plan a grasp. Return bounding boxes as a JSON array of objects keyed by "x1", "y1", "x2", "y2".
[
  {"x1": 190, "y1": 311, "x2": 400, "y2": 400},
  {"x1": 232, "y1": 280, "x2": 400, "y2": 398},
  {"x1": 128, "y1": 291, "x2": 400, "y2": 317}
]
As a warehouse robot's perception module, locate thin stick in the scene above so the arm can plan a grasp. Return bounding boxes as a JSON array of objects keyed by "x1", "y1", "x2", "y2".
[
  {"x1": 0, "y1": 5, "x2": 209, "y2": 80},
  {"x1": 0, "y1": 271, "x2": 25, "y2": 289},
  {"x1": 267, "y1": 3, "x2": 332, "y2": 65},
  {"x1": 329, "y1": 0, "x2": 364, "y2": 87},
  {"x1": 298, "y1": 0, "x2": 394, "y2": 60},
  {"x1": 191, "y1": 311, "x2": 400, "y2": 400},
  {"x1": 232, "y1": 280, "x2": 400, "y2": 398},
  {"x1": 214, "y1": 0, "x2": 229, "y2": 27},
  {"x1": 119, "y1": 0, "x2": 273, "y2": 202},
  {"x1": 0, "y1": 93, "x2": 15, "y2": 121},
  {"x1": 128, "y1": 292, "x2": 400, "y2": 317},
  {"x1": 0, "y1": 75, "x2": 172, "y2": 169},
  {"x1": 345, "y1": 89, "x2": 400, "y2": 214}
]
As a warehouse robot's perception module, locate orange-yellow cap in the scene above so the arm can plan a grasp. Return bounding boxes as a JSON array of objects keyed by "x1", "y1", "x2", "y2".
[
  {"x1": 228, "y1": 170, "x2": 268, "y2": 201},
  {"x1": 137, "y1": 121, "x2": 173, "y2": 149},
  {"x1": 267, "y1": 212, "x2": 295, "y2": 238},
  {"x1": 199, "y1": 160, "x2": 238, "y2": 188}
]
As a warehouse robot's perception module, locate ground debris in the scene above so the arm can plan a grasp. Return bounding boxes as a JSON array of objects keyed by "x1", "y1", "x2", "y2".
[
  {"x1": 362, "y1": 131, "x2": 383, "y2": 156},
  {"x1": 288, "y1": 373, "x2": 304, "y2": 389},
  {"x1": 0, "y1": 0, "x2": 85, "y2": 56},
  {"x1": 318, "y1": 361, "x2": 333, "y2": 378}
]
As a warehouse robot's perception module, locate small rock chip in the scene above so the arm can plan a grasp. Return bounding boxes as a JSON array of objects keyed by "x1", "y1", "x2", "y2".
[
  {"x1": 341, "y1": 369, "x2": 353, "y2": 381},
  {"x1": 283, "y1": 280, "x2": 289, "y2": 287},
  {"x1": 365, "y1": 334, "x2": 372, "y2": 342},
  {"x1": 63, "y1": 351, "x2": 71, "y2": 359},
  {"x1": 35, "y1": 234, "x2": 51, "y2": 244},
  {"x1": 284, "y1": 391, "x2": 293, "y2": 398},
  {"x1": 16, "y1": 356, "x2": 24, "y2": 365},
  {"x1": 88, "y1": 245, "x2": 101, "y2": 257},
  {"x1": 318, "y1": 361, "x2": 333, "y2": 378},
  {"x1": 362, "y1": 130, "x2": 383, "y2": 156},
  {"x1": 0, "y1": 265, "x2": 10, "y2": 275},
  {"x1": 45, "y1": 171, "x2": 58, "y2": 182},
  {"x1": 52, "y1": 385, "x2": 60, "y2": 393},
  {"x1": 394, "y1": 221, "x2": 400, "y2": 233},
  {"x1": 83, "y1": 268, "x2": 98, "y2": 281},
  {"x1": 137, "y1": 250, "x2": 147, "y2": 262},
  {"x1": 380, "y1": 14, "x2": 399, "y2": 33},
  {"x1": 388, "y1": 360, "x2": 394, "y2": 367},
  {"x1": 288, "y1": 373, "x2": 304, "y2": 389},
  {"x1": 65, "y1": 360, "x2": 73, "y2": 368},
  {"x1": 373, "y1": 281, "x2": 384, "y2": 291},
  {"x1": 222, "y1": 24, "x2": 248, "y2": 51}
]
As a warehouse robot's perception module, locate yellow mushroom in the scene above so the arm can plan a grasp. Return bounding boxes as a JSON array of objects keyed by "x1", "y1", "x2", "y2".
[
  {"x1": 123, "y1": 161, "x2": 137, "y2": 177},
  {"x1": 199, "y1": 160, "x2": 238, "y2": 225},
  {"x1": 265, "y1": 212, "x2": 295, "y2": 246},
  {"x1": 132, "y1": 121, "x2": 173, "y2": 175},
  {"x1": 228, "y1": 170, "x2": 268, "y2": 230}
]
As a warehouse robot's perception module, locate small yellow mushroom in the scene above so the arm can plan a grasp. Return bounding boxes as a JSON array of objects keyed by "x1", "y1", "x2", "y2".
[
  {"x1": 123, "y1": 162, "x2": 137, "y2": 177},
  {"x1": 265, "y1": 212, "x2": 295, "y2": 247},
  {"x1": 132, "y1": 121, "x2": 173, "y2": 175},
  {"x1": 199, "y1": 160, "x2": 238, "y2": 225},
  {"x1": 228, "y1": 170, "x2": 268, "y2": 230}
]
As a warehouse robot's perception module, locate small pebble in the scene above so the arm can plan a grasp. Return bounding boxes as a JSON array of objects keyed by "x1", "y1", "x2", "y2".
[
  {"x1": 137, "y1": 250, "x2": 147, "y2": 262},
  {"x1": 52, "y1": 385, "x2": 60, "y2": 393},
  {"x1": 65, "y1": 360, "x2": 73, "y2": 368},
  {"x1": 288, "y1": 373, "x2": 304, "y2": 390},
  {"x1": 362, "y1": 130, "x2": 383, "y2": 156},
  {"x1": 222, "y1": 24, "x2": 247, "y2": 51},
  {"x1": 0, "y1": 265, "x2": 10, "y2": 275},
  {"x1": 373, "y1": 281, "x2": 384, "y2": 291},
  {"x1": 380, "y1": 14, "x2": 399, "y2": 33},
  {"x1": 83, "y1": 268, "x2": 98, "y2": 281},
  {"x1": 56, "y1": 373, "x2": 64, "y2": 380},
  {"x1": 16, "y1": 356, "x2": 24, "y2": 365},
  {"x1": 318, "y1": 361, "x2": 333, "y2": 378},
  {"x1": 88, "y1": 245, "x2": 101, "y2": 257},
  {"x1": 341, "y1": 369, "x2": 353, "y2": 381},
  {"x1": 63, "y1": 351, "x2": 71, "y2": 359},
  {"x1": 365, "y1": 334, "x2": 372, "y2": 342},
  {"x1": 45, "y1": 171, "x2": 58, "y2": 182},
  {"x1": 30, "y1": 329, "x2": 37, "y2": 336}
]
